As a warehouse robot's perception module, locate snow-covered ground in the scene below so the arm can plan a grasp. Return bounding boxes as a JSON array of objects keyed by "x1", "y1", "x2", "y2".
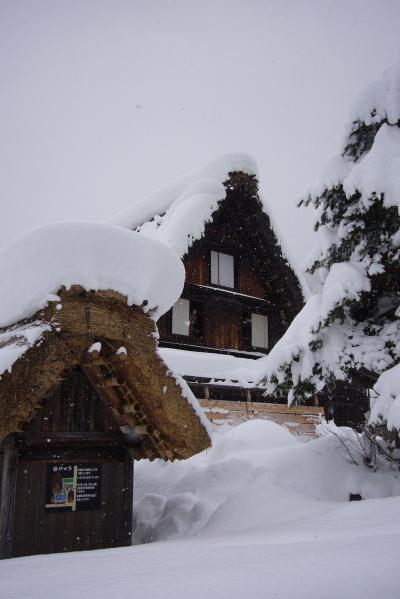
[{"x1": 2, "y1": 420, "x2": 400, "y2": 599}]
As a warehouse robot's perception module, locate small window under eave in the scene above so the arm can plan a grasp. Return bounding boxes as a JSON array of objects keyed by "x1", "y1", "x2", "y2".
[
  {"x1": 251, "y1": 313, "x2": 268, "y2": 349},
  {"x1": 172, "y1": 299, "x2": 190, "y2": 336}
]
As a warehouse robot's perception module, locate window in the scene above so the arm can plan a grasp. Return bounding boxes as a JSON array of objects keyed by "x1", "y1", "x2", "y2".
[
  {"x1": 251, "y1": 313, "x2": 268, "y2": 349},
  {"x1": 210, "y1": 250, "x2": 234, "y2": 288},
  {"x1": 172, "y1": 299, "x2": 190, "y2": 336},
  {"x1": 189, "y1": 300, "x2": 204, "y2": 341},
  {"x1": 171, "y1": 299, "x2": 204, "y2": 340}
]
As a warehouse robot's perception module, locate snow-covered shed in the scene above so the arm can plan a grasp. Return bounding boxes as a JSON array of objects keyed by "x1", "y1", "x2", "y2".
[
  {"x1": 0, "y1": 223, "x2": 210, "y2": 558},
  {"x1": 110, "y1": 154, "x2": 305, "y2": 409}
]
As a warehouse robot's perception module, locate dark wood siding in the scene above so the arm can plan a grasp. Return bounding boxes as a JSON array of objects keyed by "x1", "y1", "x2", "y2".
[
  {"x1": 24, "y1": 367, "x2": 119, "y2": 434},
  {"x1": 12, "y1": 454, "x2": 133, "y2": 557},
  {"x1": 238, "y1": 259, "x2": 267, "y2": 299},
  {"x1": 3, "y1": 367, "x2": 134, "y2": 559},
  {"x1": 185, "y1": 246, "x2": 209, "y2": 285},
  {"x1": 204, "y1": 303, "x2": 240, "y2": 350},
  {"x1": 156, "y1": 172, "x2": 304, "y2": 355}
]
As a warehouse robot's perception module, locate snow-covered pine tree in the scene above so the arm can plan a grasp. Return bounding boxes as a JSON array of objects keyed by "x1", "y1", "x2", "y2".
[{"x1": 262, "y1": 62, "x2": 400, "y2": 428}]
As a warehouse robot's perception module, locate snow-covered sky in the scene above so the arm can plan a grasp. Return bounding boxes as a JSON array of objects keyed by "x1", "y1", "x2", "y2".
[{"x1": 1, "y1": 0, "x2": 399, "y2": 271}]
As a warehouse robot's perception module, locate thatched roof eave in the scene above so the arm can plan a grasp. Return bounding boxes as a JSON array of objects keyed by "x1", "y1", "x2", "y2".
[{"x1": 0, "y1": 286, "x2": 211, "y2": 460}]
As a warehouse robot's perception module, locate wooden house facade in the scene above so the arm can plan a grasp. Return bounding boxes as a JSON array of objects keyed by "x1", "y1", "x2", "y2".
[
  {"x1": 123, "y1": 165, "x2": 325, "y2": 434},
  {"x1": 0, "y1": 286, "x2": 210, "y2": 559},
  {"x1": 156, "y1": 172, "x2": 303, "y2": 360}
]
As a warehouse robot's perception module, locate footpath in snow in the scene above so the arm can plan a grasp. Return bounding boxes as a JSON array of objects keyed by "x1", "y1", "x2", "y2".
[{"x1": 2, "y1": 420, "x2": 400, "y2": 599}]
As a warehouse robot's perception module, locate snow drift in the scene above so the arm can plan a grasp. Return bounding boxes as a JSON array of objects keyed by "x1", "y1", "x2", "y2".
[
  {"x1": 3, "y1": 420, "x2": 400, "y2": 599},
  {"x1": 132, "y1": 420, "x2": 400, "y2": 544}
]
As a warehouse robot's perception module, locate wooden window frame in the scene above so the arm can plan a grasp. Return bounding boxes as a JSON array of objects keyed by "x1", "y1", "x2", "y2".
[
  {"x1": 167, "y1": 298, "x2": 205, "y2": 345},
  {"x1": 208, "y1": 247, "x2": 238, "y2": 291}
]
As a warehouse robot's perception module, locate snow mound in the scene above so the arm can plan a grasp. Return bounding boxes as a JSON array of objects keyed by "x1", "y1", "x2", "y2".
[
  {"x1": 0, "y1": 222, "x2": 185, "y2": 328},
  {"x1": 132, "y1": 420, "x2": 400, "y2": 544},
  {"x1": 209, "y1": 419, "x2": 297, "y2": 460}
]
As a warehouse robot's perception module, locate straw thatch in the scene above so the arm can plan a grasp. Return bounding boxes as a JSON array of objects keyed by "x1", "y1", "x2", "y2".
[{"x1": 0, "y1": 286, "x2": 211, "y2": 459}]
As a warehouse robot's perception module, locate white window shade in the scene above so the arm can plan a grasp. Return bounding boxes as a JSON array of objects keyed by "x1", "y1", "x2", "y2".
[
  {"x1": 172, "y1": 299, "x2": 190, "y2": 336},
  {"x1": 211, "y1": 251, "x2": 219, "y2": 285},
  {"x1": 219, "y1": 252, "x2": 234, "y2": 287},
  {"x1": 210, "y1": 250, "x2": 234, "y2": 288},
  {"x1": 251, "y1": 314, "x2": 268, "y2": 348}
]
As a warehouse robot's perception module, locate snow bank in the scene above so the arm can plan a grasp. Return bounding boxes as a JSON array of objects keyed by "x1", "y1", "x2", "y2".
[
  {"x1": 5, "y1": 496, "x2": 400, "y2": 599},
  {"x1": 132, "y1": 420, "x2": 400, "y2": 544},
  {"x1": 0, "y1": 222, "x2": 185, "y2": 328},
  {"x1": 3, "y1": 420, "x2": 400, "y2": 599}
]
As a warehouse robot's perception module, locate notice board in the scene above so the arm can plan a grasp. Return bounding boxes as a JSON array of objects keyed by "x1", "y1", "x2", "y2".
[{"x1": 45, "y1": 463, "x2": 102, "y2": 512}]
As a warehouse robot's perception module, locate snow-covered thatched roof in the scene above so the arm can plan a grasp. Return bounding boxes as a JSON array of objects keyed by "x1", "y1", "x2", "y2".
[
  {"x1": 0, "y1": 286, "x2": 211, "y2": 459},
  {"x1": 109, "y1": 154, "x2": 258, "y2": 251},
  {"x1": 0, "y1": 221, "x2": 185, "y2": 331},
  {"x1": 0, "y1": 222, "x2": 211, "y2": 458},
  {"x1": 109, "y1": 154, "x2": 301, "y2": 281}
]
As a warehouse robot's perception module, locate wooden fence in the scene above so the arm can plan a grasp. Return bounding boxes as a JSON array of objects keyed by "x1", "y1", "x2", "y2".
[{"x1": 199, "y1": 399, "x2": 324, "y2": 438}]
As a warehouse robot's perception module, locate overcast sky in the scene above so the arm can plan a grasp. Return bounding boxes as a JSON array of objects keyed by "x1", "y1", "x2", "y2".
[{"x1": 1, "y1": 0, "x2": 399, "y2": 271}]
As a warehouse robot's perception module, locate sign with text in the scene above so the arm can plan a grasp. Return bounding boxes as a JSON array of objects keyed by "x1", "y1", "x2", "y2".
[{"x1": 45, "y1": 463, "x2": 102, "y2": 512}]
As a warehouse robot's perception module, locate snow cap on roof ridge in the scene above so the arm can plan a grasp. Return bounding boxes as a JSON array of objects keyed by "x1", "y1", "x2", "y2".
[
  {"x1": 108, "y1": 152, "x2": 306, "y2": 295},
  {"x1": 108, "y1": 153, "x2": 259, "y2": 232}
]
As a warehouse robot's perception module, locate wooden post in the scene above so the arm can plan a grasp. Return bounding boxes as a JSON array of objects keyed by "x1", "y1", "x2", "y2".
[
  {"x1": 245, "y1": 389, "x2": 252, "y2": 420},
  {"x1": 0, "y1": 437, "x2": 18, "y2": 559}
]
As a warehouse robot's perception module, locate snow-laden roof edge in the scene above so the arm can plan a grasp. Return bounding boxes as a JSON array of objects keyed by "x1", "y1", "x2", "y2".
[
  {"x1": 108, "y1": 153, "x2": 307, "y2": 296},
  {"x1": 158, "y1": 347, "x2": 267, "y2": 389},
  {"x1": 108, "y1": 153, "x2": 259, "y2": 231},
  {"x1": 0, "y1": 221, "x2": 185, "y2": 329}
]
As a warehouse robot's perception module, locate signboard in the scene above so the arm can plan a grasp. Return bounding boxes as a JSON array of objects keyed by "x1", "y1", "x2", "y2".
[{"x1": 45, "y1": 463, "x2": 102, "y2": 512}]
